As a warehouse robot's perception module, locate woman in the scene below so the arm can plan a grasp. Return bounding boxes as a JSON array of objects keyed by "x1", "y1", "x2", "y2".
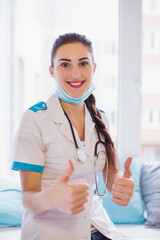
[{"x1": 12, "y1": 33, "x2": 134, "y2": 240}]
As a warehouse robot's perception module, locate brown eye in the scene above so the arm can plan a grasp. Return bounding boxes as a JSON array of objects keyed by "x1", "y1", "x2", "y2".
[
  {"x1": 61, "y1": 62, "x2": 70, "y2": 68},
  {"x1": 80, "y1": 61, "x2": 89, "y2": 66}
]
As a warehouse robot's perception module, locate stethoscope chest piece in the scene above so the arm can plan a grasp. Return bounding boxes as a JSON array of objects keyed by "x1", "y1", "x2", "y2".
[{"x1": 76, "y1": 148, "x2": 87, "y2": 163}]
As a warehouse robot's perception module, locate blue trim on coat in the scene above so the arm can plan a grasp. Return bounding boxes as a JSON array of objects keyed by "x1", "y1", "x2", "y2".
[
  {"x1": 29, "y1": 101, "x2": 47, "y2": 112},
  {"x1": 11, "y1": 161, "x2": 44, "y2": 173},
  {"x1": 97, "y1": 107, "x2": 105, "y2": 113}
]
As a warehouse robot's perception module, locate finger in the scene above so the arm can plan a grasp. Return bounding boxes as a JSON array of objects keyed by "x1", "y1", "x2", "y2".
[
  {"x1": 123, "y1": 157, "x2": 132, "y2": 178},
  {"x1": 112, "y1": 182, "x2": 134, "y2": 194},
  {"x1": 112, "y1": 196, "x2": 129, "y2": 206},
  {"x1": 58, "y1": 160, "x2": 74, "y2": 182},
  {"x1": 114, "y1": 178, "x2": 135, "y2": 187},
  {"x1": 111, "y1": 189, "x2": 131, "y2": 201},
  {"x1": 71, "y1": 184, "x2": 89, "y2": 193},
  {"x1": 69, "y1": 205, "x2": 85, "y2": 215},
  {"x1": 70, "y1": 191, "x2": 89, "y2": 203},
  {"x1": 70, "y1": 197, "x2": 88, "y2": 209}
]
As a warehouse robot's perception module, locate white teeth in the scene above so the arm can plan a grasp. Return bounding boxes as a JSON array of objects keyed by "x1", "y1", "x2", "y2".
[{"x1": 70, "y1": 82, "x2": 82, "y2": 86}]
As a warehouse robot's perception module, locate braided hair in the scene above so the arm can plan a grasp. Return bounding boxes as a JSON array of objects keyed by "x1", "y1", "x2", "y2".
[
  {"x1": 85, "y1": 94, "x2": 118, "y2": 170},
  {"x1": 51, "y1": 32, "x2": 118, "y2": 171}
]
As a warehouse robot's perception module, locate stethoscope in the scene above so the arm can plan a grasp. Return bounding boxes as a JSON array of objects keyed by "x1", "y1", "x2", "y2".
[{"x1": 63, "y1": 109, "x2": 108, "y2": 196}]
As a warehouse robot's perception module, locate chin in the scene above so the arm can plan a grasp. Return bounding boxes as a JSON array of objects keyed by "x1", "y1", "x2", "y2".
[
  {"x1": 66, "y1": 90, "x2": 85, "y2": 98},
  {"x1": 70, "y1": 93, "x2": 85, "y2": 99}
]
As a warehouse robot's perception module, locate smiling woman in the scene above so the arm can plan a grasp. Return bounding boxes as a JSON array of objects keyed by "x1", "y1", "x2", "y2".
[
  {"x1": 49, "y1": 42, "x2": 96, "y2": 98},
  {"x1": 2, "y1": 1, "x2": 160, "y2": 240},
  {"x1": 11, "y1": 33, "x2": 134, "y2": 240},
  {"x1": 49, "y1": 35, "x2": 96, "y2": 99}
]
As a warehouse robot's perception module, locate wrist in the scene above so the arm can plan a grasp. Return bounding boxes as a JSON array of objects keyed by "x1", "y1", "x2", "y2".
[{"x1": 42, "y1": 185, "x2": 57, "y2": 212}]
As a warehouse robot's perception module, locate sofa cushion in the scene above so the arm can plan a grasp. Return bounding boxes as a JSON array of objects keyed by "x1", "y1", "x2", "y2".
[
  {"x1": 98, "y1": 157, "x2": 145, "y2": 224},
  {"x1": 141, "y1": 163, "x2": 160, "y2": 228},
  {"x1": 0, "y1": 177, "x2": 24, "y2": 226}
]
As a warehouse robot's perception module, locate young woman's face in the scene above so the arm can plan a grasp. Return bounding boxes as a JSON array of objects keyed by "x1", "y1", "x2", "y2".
[{"x1": 49, "y1": 42, "x2": 96, "y2": 98}]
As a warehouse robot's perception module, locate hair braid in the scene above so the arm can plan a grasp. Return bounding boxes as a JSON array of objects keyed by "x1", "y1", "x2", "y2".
[{"x1": 85, "y1": 94, "x2": 118, "y2": 171}]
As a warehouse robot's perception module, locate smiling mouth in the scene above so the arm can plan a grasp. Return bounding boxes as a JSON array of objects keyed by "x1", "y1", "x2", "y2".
[{"x1": 67, "y1": 81, "x2": 85, "y2": 88}]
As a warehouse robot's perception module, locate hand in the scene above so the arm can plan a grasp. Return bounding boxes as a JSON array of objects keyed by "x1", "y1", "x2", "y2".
[
  {"x1": 46, "y1": 160, "x2": 89, "y2": 214},
  {"x1": 111, "y1": 157, "x2": 135, "y2": 206}
]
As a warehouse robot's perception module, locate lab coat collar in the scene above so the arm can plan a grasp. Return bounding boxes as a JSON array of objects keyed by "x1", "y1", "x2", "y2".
[
  {"x1": 46, "y1": 94, "x2": 95, "y2": 152},
  {"x1": 46, "y1": 94, "x2": 65, "y2": 124}
]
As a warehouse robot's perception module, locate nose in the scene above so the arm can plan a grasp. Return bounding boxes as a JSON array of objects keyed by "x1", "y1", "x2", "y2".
[{"x1": 71, "y1": 66, "x2": 81, "y2": 79}]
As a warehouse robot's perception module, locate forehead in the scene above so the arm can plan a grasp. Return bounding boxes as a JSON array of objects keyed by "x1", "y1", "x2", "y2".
[{"x1": 54, "y1": 42, "x2": 92, "y2": 60}]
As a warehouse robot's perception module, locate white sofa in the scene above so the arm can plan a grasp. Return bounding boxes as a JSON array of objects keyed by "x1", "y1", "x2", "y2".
[
  {"x1": 116, "y1": 224, "x2": 160, "y2": 240},
  {"x1": 0, "y1": 224, "x2": 160, "y2": 240}
]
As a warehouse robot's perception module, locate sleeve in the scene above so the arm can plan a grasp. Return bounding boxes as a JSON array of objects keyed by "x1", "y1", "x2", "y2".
[
  {"x1": 100, "y1": 111, "x2": 110, "y2": 132},
  {"x1": 11, "y1": 110, "x2": 45, "y2": 173},
  {"x1": 100, "y1": 111, "x2": 119, "y2": 159}
]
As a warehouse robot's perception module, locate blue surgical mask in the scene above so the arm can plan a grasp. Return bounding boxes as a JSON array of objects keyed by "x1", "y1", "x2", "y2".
[{"x1": 55, "y1": 82, "x2": 95, "y2": 104}]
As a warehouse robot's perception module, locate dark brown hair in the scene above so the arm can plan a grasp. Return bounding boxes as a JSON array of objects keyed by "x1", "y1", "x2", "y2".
[
  {"x1": 51, "y1": 33, "x2": 118, "y2": 170},
  {"x1": 50, "y1": 33, "x2": 94, "y2": 67},
  {"x1": 85, "y1": 94, "x2": 118, "y2": 171}
]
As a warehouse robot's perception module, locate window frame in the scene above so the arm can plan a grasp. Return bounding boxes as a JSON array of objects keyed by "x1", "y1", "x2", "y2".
[{"x1": 117, "y1": 0, "x2": 142, "y2": 159}]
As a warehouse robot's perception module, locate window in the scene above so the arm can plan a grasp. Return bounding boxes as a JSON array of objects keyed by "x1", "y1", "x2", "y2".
[
  {"x1": 143, "y1": 0, "x2": 160, "y2": 15},
  {"x1": 141, "y1": 0, "x2": 160, "y2": 163},
  {"x1": 0, "y1": 0, "x2": 119, "y2": 176}
]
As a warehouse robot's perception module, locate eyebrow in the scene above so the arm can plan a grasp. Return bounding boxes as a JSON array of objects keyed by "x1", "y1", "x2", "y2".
[
  {"x1": 79, "y1": 57, "x2": 89, "y2": 61},
  {"x1": 58, "y1": 57, "x2": 89, "y2": 62},
  {"x1": 58, "y1": 58, "x2": 71, "y2": 62}
]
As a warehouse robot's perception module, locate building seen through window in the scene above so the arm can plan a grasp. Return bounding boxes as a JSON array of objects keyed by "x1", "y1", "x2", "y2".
[{"x1": 142, "y1": 0, "x2": 160, "y2": 163}]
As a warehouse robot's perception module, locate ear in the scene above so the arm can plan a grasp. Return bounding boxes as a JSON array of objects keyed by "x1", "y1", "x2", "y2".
[
  {"x1": 93, "y1": 63, "x2": 96, "y2": 75},
  {"x1": 49, "y1": 66, "x2": 55, "y2": 78}
]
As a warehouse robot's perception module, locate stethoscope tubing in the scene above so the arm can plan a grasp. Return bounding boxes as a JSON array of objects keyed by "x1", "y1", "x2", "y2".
[{"x1": 62, "y1": 107, "x2": 108, "y2": 196}]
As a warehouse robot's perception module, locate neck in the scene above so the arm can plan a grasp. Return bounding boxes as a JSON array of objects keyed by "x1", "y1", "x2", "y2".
[{"x1": 59, "y1": 99, "x2": 85, "y2": 117}]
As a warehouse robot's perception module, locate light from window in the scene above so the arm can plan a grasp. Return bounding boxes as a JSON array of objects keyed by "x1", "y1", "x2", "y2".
[{"x1": 141, "y1": 0, "x2": 160, "y2": 163}]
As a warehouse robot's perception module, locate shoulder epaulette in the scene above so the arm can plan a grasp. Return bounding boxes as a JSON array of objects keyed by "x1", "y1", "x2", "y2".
[
  {"x1": 97, "y1": 107, "x2": 105, "y2": 113},
  {"x1": 29, "y1": 101, "x2": 47, "y2": 112}
]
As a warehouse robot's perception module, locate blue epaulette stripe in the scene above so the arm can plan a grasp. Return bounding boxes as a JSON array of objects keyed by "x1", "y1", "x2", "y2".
[
  {"x1": 11, "y1": 161, "x2": 44, "y2": 173},
  {"x1": 29, "y1": 101, "x2": 47, "y2": 112},
  {"x1": 97, "y1": 107, "x2": 105, "y2": 113}
]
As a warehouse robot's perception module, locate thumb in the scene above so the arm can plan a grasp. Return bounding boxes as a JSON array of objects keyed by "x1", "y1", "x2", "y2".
[
  {"x1": 58, "y1": 160, "x2": 74, "y2": 183},
  {"x1": 123, "y1": 157, "x2": 132, "y2": 178}
]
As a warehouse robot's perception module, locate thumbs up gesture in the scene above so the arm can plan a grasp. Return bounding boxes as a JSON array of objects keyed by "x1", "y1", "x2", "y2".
[
  {"x1": 111, "y1": 157, "x2": 135, "y2": 206},
  {"x1": 45, "y1": 160, "x2": 89, "y2": 215}
]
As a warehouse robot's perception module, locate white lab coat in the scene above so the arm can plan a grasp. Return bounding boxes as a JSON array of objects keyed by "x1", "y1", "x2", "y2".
[{"x1": 12, "y1": 94, "x2": 130, "y2": 240}]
